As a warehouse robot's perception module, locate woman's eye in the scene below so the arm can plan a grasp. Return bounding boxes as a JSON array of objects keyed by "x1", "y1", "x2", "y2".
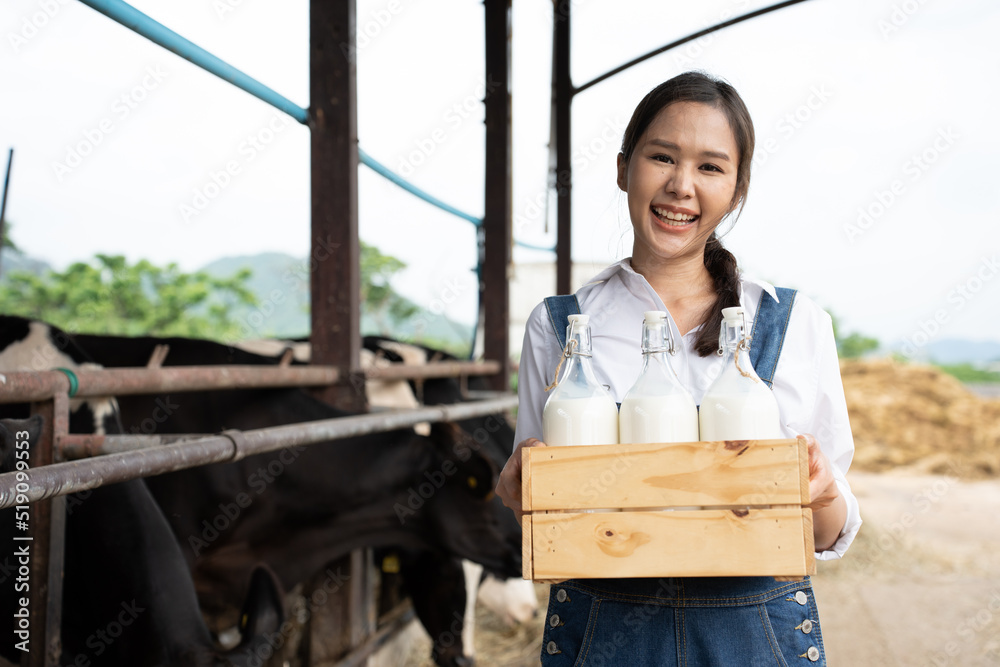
[
  {"x1": 652, "y1": 154, "x2": 674, "y2": 164},
  {"x1": 701, "y1": 163, "x2": 723, "y2": 173}
]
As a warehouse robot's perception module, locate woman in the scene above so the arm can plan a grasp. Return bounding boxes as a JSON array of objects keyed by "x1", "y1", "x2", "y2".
[{"x1": 496, "y1": 71, "x2": 861, "y2": 665}]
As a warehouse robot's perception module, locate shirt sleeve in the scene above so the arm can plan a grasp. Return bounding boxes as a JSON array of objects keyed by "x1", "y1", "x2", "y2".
[
  {"x1": 513, "y1": 301, "x2": 558, "y2": 447},
  {"x1": 780, "y1": 296, "x2": 863, "y2": 560}
]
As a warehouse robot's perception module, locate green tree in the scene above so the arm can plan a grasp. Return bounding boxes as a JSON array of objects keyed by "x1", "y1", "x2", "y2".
[
  {"x1": 360, "y1": 241, "x2": 417, "y2": 331},
  {"x1": 0, "y1": 253, "x2": 257, "y2": 339},
  {"x1": 830, "y1": 312, "x2": 880, "y2": 359}
]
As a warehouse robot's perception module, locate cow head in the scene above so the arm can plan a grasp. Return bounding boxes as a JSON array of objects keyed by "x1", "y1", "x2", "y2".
[{"x1": 410, "y1": 421, "x2": 521, "y2": 579}]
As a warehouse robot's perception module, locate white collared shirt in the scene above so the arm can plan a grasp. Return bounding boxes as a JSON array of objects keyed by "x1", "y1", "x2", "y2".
[{"x1": 513, "y1": 259, "x2": 862, "y2": 560}]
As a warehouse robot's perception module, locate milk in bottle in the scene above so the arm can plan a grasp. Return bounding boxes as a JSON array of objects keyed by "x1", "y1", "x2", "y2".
[
  {"x1": 699, "y1": 307, "x2": 782, "y2": 440},
  {"x1": 542, "y1": 313, "x2": 619, "y2": 512},
  {"x1": 619, "y1": 311, "x2": 699, "y2": 444},
  {"x1": 542, "y1": 314, "x2": 619, "y2": 446}
]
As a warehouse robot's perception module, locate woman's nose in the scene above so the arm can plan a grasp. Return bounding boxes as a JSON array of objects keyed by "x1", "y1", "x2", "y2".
[{"x1": 665, "y1": 165, "x2": 695, "y2": 198}]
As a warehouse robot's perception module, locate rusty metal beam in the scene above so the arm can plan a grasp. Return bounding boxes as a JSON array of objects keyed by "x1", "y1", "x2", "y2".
[
  {"x1": 0, "y1": 395, "x2": 518, "y2": 510},
  {"x1": 0, "y1": 366, "x2": 340, "y2": 404},
  {"x1": 553, "y1": 0, "x2": 572, "y2": 296},
  {"x1": 310, "y1": 0, "x2": 365, "y2": 412},
  {"x1": 0, "y1": 361, "x2": 502, "y2": 406},
  {"x1": 483, "y1": 0, "x2": 512, "y2": 392}
]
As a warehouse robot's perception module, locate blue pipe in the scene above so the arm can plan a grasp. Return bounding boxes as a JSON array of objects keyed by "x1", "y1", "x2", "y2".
[
  {"x1": 359, "y1": 149, "x2": 483, "y2": 226},
  {"x1": 76, "y1": 0, "x2": 309, "y2": 125},
  {"x1": 77, "y1": 1, "x2": 551, "y2": 251}
]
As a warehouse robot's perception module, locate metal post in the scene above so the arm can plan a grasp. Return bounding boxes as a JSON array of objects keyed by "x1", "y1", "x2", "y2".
[
  {"x1": 483, "y1": 0, "x2": 512, "y2": 391},
  {"x1": 25, "y1": 393, "x2": 68, "y2": 667},
  {"x1": 0, "y1": 148, "x2": 12, "y2": 271},
  {"x1": 310, "y1": 0, "x2": 365, "y2": 412},
  {"x1": 553, "y1": 0, "x2": 573, "y2": 295}
]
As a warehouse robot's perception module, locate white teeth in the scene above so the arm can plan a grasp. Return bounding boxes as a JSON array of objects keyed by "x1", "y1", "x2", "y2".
[{"x1": 653, "y1": 207, "x2": 697, "y2": 223}]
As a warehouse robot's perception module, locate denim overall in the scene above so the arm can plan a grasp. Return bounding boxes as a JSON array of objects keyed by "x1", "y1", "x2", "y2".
[{"x1": 540, "y1": 289, "x2": 826, "y2": 666}]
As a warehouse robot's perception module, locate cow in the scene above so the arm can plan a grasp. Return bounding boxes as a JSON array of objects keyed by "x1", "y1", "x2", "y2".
[
  {"x1": 0, "y1": 316, "x2": 283, "y2": 667},
  {"x1": 360, "y1": 337, "x2": 539, "y2": 624},
  {"x1": 61, "y1": 327, "x2": 523, "y2": 666},
  {"x1": 244, "y1": 337, "x2": 539, "y2": 643}
]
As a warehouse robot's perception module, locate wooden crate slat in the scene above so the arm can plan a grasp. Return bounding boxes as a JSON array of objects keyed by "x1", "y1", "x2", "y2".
[
  {"x1": 529, "y1": 507, "x2": 810, "y2": 579},
  {"x1": 525, "y1": 439, "x2": 805, "y2": 511}
]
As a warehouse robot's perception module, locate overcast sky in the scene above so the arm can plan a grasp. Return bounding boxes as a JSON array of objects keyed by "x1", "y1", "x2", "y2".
[{"x1": 2, "y1": 0, "x2": 999, "y2": 350}]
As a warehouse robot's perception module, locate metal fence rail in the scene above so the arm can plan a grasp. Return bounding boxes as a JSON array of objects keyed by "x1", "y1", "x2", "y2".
[
  {"x1": 0, "y1": 395, "x2": 517, "y2": 510},
  {"x1": 0, "y1": 360, "x2": 501, "y2": 403}
]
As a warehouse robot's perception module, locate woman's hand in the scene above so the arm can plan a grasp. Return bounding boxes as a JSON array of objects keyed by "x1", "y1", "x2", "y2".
[
  {"x1": 799, "y1": 433, "x2": 847, "y2": 551},
  {"x1": 496, "y1": 437, "x2": 546, "y2": 526}
]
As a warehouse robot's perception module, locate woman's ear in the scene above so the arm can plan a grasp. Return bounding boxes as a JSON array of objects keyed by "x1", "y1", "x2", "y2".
[{"x1": 616, "y1": 152, "x2": 628, "y2": 192}]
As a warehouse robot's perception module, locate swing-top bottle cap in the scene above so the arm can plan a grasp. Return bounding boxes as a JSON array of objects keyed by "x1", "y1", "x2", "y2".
[
  {"x1": 644, "y1": 310, "x2": 666, "y2": 323},
  {"x1": 721, "y1": 307, "x2": 745, "y2": 322},
  {"x1": 567, "y1": 314, "x2": 589, "y2": 326}
]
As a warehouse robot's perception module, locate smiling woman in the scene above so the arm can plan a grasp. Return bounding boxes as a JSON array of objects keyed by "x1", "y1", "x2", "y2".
[{"x1": 496, "y1": 71, "x2": 861, "y2": 667}]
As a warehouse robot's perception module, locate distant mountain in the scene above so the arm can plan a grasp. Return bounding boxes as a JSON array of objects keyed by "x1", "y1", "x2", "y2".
[
  {"x1": 0, "y1": 247, "x2": 51, "y2": 279},
  {"x1": 924, "y1": 339, "x2": 1000, "y2": 366},
  {"x1": 199, "y1": 252, "x2": 474, "y2": 354}
]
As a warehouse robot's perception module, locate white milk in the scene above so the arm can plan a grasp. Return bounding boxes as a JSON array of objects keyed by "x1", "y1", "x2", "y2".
[
  {"x1": 698, "y1": 390, "x2": 783, "y2": 441},
  {"x1": 619, "y1": 394, "x2": 699, "y2": 444},
  {"x1": 542, "y1": 395, "x2": 619, "y2": 513},
  {"x1": 542, "y1": 396, "x2": 619, "y2": 447}
]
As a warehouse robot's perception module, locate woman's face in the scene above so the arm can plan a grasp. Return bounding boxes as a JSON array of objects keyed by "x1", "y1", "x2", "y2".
[{"x1": 618, "y1": 101, "x2": 740, "y2": 265}]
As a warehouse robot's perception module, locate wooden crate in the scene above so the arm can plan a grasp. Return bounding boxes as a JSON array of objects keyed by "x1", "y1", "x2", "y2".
[{"x1": 521, "y1": 438, "x2": 815, "y2": 582}]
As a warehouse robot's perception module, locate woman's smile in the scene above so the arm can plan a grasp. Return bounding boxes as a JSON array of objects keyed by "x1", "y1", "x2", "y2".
[{"x1": 651, "y1": 204, "x2": 699, "y2": 229}]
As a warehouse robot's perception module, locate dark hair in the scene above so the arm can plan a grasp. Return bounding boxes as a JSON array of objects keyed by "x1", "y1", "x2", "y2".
[{"x1": 620, "y1": 71, "x2": 755, "y2": 357}]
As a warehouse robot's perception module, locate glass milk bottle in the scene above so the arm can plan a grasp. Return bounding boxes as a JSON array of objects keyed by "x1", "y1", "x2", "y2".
[
  {"x1": 699, "y1": 307, "x2": 782, "y2": 440},
  {"x1": 619, "y1": 311, "x2": 699, "y2": 444},
  {"x1": 542, "y1": 314, "x2": 619, "y2": 447}
]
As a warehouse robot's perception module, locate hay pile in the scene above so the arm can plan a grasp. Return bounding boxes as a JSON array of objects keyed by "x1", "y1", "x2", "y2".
[{"x1": 841, "y1": 359, "x2": 1000, "y2": 479}]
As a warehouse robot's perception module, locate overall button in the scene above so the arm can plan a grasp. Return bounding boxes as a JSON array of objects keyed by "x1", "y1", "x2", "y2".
[
  {"x1": 546, "y1": 641, "x2": 561, "y2": 655},
  {"x1": 800, "y1": 619, "x2": 814, "y2": 634},
  {"x1": 806, "y1": 645, "x2": 820, "y2": 661},
  {"x1": 794, "y1": 591, "x2": 808, "y2": 605},
  {"x1": 556, "y1": 589, "x2": 569, "y2": 602},
  {"x1": 549, "y1": 614, "x2": 561, "y2": 628}
]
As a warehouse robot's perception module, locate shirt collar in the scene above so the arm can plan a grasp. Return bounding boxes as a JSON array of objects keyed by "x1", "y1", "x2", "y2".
[{"x1": 581, "y1": 258, "x2": 780, "y2": 304}]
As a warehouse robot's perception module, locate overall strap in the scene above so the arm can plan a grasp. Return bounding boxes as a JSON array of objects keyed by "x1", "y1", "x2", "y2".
[
  {"x1": 748, "y1": 287, "x2": 798, "y2": 389},
  {"x1": 544, "y1": 295, "x2": 582, "y2": 349}
]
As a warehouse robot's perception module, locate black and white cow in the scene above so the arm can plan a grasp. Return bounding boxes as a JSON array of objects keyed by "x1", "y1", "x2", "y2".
[
  {"x1": 0, "y1": 318, "x2": 285, "y2": 666},
  {"x1": 64, "y1": 328, "x2": 523, "y2": 666}
]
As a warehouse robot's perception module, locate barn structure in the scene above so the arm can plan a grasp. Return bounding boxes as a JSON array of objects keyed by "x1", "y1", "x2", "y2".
[{"x1": 0, "y1": 1, "x2": 812, "y2": 665}]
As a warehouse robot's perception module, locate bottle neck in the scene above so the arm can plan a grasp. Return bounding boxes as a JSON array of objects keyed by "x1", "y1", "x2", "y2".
[
  {"x1": 719, "y1": 318, "x2": 746, "y2": 354},
  {"x1": 719, "y1": 319, "x2": 760, "y2": 380}
]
